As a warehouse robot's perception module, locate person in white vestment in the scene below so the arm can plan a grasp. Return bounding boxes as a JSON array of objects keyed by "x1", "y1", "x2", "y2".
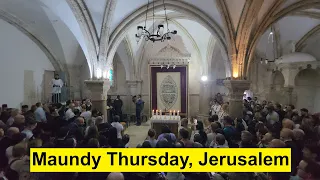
[
  {"x1": 210, "y1": 100, "x2": 221, "y2": 116},
  {"x1": 51, "y1": 74, "x2": 64, "y2": 103}
]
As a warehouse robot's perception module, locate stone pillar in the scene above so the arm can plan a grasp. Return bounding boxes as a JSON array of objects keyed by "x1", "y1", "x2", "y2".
[
  {"x1": 198, "y1": 81, "x2": 212, "y2": 120},
  {"x1": 85, "y1": 80, "x2": 111, "y2": 122},
  {"x1": 126, "y1": 80, "x2": 142, "y2": 115},
  {"x1": 223, "y1": 80, "x2": 250, "y2": 118},
  {"x1": 280, "y1": 64, "x2": 300, "y2": 106}
]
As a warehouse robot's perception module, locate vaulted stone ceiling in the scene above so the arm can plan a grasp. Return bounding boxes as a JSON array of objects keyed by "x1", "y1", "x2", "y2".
[{"x1": 0, "y1": 0, "x2": 319, "y2": 80}]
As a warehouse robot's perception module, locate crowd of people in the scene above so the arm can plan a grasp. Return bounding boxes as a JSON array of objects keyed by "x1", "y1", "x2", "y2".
[{"x1": 0, "y1": 95, "x2": 319, "y2": 180}]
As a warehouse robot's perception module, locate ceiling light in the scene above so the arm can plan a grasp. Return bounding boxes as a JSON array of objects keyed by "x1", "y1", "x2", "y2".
[
  {"x1": 135, "y1": 0, "x2": 177, "y2": 43},
  {"x1": 201, "y1": 76, "x2": 208, "y2": 82}
]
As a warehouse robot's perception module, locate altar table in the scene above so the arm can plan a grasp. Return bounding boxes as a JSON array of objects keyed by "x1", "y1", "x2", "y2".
[{"x1": 150, "y1": 117, "x2": 180, "y2": 139}]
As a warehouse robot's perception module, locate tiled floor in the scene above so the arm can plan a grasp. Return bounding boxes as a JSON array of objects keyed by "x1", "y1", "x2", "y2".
[{"x1": 123, "y1": 121, "x2": 151, "y2": 147}]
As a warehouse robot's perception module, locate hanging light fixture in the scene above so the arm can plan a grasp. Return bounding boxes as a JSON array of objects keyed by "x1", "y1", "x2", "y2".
[
  {"x1": 135, "y1": 0, "x2": 177, "y2": 43},
  {"x1": 260, "y1": 26, "x2": 282, "y2": 65}
]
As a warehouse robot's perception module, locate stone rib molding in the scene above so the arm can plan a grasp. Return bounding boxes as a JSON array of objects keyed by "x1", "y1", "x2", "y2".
[
  {"x1": 0, "y1": 9, "x2": 72, "y2": 86},
  {"x1": 246, "y1": 0, "x2": 320, "y2": 77},
  {"x1": 66, "y1": 0, "x2": 98, "y2": 78},
  {"x1": 106, "y1": 0, "x2": 228, "y2": 73},
  {"x1": 98, "y1": 0, "x2": 117, "y2": 62}
]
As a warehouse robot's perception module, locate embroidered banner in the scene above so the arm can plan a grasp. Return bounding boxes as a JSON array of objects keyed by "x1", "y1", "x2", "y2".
[{"x1": 156, "y1": 72, "x2": 181, "y2": 111}]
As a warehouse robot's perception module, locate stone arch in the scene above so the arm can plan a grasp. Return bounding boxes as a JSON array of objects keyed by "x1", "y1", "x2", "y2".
[
  {"x1": 246, "y1": 1, "x2": 320, "y2": 76},
  {"x1": 106, "y1": 0, "x2": 231, "y2": 77},
  {"x1": 272, "y1": 70, "x2": 285, "y2": 90},
  {"x1": 108, "y1": 53, "x2": 127, "y2": 93},
  {"x1": 0, "y1": 9, "x2": 71, "y2": 86},
  {"x1": 294, "y1": 69, "x2": 320, "y2": 112},
  {"x1": 268, "y1": 70, "x2": 286, "y2": 104}
]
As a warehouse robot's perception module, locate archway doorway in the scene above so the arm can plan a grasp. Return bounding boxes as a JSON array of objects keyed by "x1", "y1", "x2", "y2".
[{"x1": 295, "y1": 69, "x2": 320, "y2": 113}]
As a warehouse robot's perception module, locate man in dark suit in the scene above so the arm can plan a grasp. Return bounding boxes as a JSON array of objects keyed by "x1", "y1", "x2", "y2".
[{"x1": 135, "y1": 95, "x2": 144, "y2": 126}]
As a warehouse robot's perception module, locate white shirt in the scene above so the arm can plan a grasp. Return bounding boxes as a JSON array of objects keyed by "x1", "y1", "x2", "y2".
[
  {"x1": 65, "y1": 108, "x2": 75, "y2": 120},
  {"x1": 211, "y1": 104, "x2": 221, "y2": 115},
  {"x1": 111, "y1": 122, "x2": 124, "y2": 139},
  {"x1": 21, "y1": 129, "x2": 33, "y2": 140},
  {"x1": 266, "y1": 111, "x2": 279, "y2": 125},
  {"x1": 80, "y1": 111, "x2": 92, "y2": 121},
  {"x1": 51, "y1": 79, "x2": 63, "y2": 94}
]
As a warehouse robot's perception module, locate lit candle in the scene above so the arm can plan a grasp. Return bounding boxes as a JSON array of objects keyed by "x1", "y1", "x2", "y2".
[
  {"x1": 169, "y1": 110, "x2": 172, "y2": 116},
  {"x1": 173, "y1": 110, "x2": 176, "y2": 116},
  {"x1": 156, "y1": 110, "x2": 158, "y2": 115},
  {"x1": 177, "y1": 110, "x2": 180, "y2": 116},
  {"x1": 152, "y1": 110, "x2": 154, "y2": 116}
]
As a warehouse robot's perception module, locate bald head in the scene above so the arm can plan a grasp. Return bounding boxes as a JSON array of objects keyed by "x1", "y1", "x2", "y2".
[
  {"x1": 106, "y1": 173, "x2": 124, "y2": 180},
  {"x1": 14, "y1": 115, "x2": 25, "y2": 125},
  {"x1": 262, "y1": 132, "x2": 273, "y2": 144},
  {"x1": 280, "y1": 128, "x2": 294, "y2": 141},
  {"x1": 11, "y1": 109, "x2": 19, "y2": 117},
  {"x1": 282, "y1": 119, "x2": 294, "y2": 130},
  {"x1": 7, "y1": 127, "x2": 19, "y2": 138},
  {"x1": 269, "y1": 139, "x2": 286, "y2": 148},
  {"x1": 76, "y1": 117, "x2": 85, "y2": 126},
  {"x1": 293, "y1": 129, "x2": 305, "y2": 141}
]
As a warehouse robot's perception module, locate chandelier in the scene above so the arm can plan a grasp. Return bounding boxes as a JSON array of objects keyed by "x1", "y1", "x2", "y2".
[
  {"x1": 135, "y1": 0, "x2": 177, "y2": 43},
  {"x1": 260, "y1": 26, "x2": 282, "y2": 64}
]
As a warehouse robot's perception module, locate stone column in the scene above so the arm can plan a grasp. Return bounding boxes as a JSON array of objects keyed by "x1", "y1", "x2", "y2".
[
  {"x1": 223, "y1": 80, "x2": 250, "y2": 118},
  {"x1": 197, "y1": 81, "x2": 212, "y2": 120},
  {"x1": 126, "y1": 80, "x2": 142, "y2": 115},
  {"x1": 85, "y1": 80, "x2": 111, "y2": 122}
]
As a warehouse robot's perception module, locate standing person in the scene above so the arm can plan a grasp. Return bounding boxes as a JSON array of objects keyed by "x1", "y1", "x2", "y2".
[
  {"x1": 135, "y1": 95, "x2": 144, "y2": 126},
  {"x1": 21, "y1": 105, "x2": 28, "y2": 114},
  {"x1": 210, "y1": 100, "x2": 221, "y2": 116},
  {"x1": 113, "y1": 95, "x2": 123, "y2": 117},
  {"x1": 107, "y1": 95, "x2": 113, "y2": 121},
  {"x1": 65, "y1": 103, "x2": 75, "y2": 121},
  {"x1": 215, "y1": 93, "x2": 223, "y2": 105},
  {"x1": 51, "y1": 74, "x2": 64, "y2": 103},
  {"x1": 111, "y1": 115, "x2": 124, "y2": 139},
  {"x1": 34, "y1": 103, "x2": 47, "y2": 123}
]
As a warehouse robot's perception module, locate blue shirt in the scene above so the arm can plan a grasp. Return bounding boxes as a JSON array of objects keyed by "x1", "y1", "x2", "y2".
[{"x1": 35, "y1": 107, "x2": 47, "y2": 122}]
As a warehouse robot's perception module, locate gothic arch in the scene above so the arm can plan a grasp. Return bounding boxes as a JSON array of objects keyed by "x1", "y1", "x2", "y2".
[
  {"x1": 0, "y1": 9, "x2": 71, "y2": 85},
  {"x1": 246, "y1": 0, "x2": 320, "y2": 76},
  {"x1": 106, "y1": 0, "x2": 231, "y2": 77},
  {"x1": 294, "y1": 68, "x2": 320, "y2": 112}
]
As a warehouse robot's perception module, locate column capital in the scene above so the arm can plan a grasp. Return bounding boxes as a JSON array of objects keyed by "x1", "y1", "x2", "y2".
[
  {"x1": 126, "y1": 80, "x2": 142, "y2": 87},
  {"x1": 85, "y1": 80, "x2": 111, "y2": 101},
  {"x1": 223, "y1": 80, "x2": 251, "y2": 100}
]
